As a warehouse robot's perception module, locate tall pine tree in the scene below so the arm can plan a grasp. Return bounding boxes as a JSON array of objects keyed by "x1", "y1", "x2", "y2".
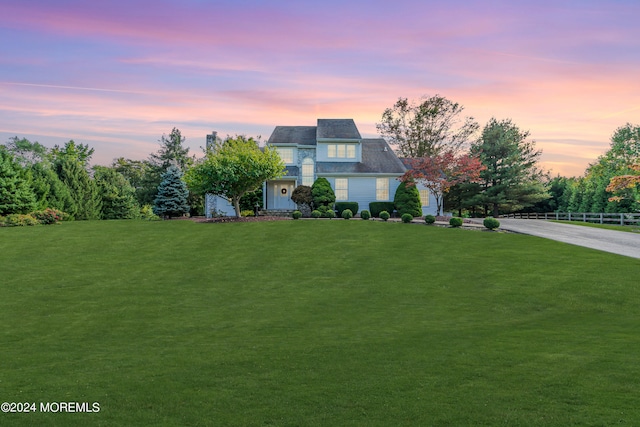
[{"x1": 470, "y1": 118, "x2": 548, "y2": 216}]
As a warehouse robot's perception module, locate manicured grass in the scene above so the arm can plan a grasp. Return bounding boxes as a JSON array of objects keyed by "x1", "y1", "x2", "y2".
[
  {"x1": 551, "y1": 220, "x2": 640, "y2": 233},
  {"x1": 2, "y1": 220, "x2": 640, "y2": 426}
]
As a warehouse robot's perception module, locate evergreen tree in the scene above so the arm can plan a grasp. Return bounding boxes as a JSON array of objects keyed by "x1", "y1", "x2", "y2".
[
  {"x1": 0, "y1": 148, "x2": 36, "y2": 215},
  {"x1": 150, "y1": 128, "x2": 194, "y2": 173},
  {"x1": 30, "y1": 162, "x2": 75, "y2": 213},
  {"x1": 51, "y1": 141, "x2": 101, "y2": 220},
  {"x1": 470, "y1": 118, "x2": 549, "y2": 216},
  {"x1": 311, "y1": 177, "x2": 336, "y2": 208},
  {"x1": 393, "y1": 180, "x2": 422, "y2": 217},
  {"x1": 153, "y1": 165, "x2": 190, "y2": 218},
  {"x1": 94, "y1": 166, "x2": 140, "y2": 219}
]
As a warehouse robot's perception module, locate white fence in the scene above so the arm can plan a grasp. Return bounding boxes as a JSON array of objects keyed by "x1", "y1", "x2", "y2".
[{"x1": 502, "y1": 212, "x2": 640, "y2": 226}]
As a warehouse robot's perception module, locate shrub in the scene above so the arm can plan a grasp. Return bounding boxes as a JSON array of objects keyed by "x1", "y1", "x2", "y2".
[
  {"x1": 32, "y1": 208, "x2": 65, "y2": 225},
  {"x1": 483, "y1": 217, "x2": 500, "y2": 230},
  {"x1": 394, "y1": 180, "x2": 422, "y2": 217},
  {"x1": 424, "y1": 214, "x2": 436, "y2": 224},
  {"x1": 449, "y1": 217, "x2": 463, "y2": 227},
  {"x1": 291, "y1": 185, "x2": 313, "y2": 210},
  {"x1": 342, "y1": 209, "x2": 353, "y2": 219},
  {"x1": 401, "y1": 213, "x2": 413, "y2": 223},
  {"x1": 140, "y1": 204, "x2": 161, "y2": 221},
  {"x1": 360, "y1": 210, "x2": 371, "y2": 220},
  {"x1": 2, "y1": 213, "x2": 39, "y2": 227},
  {"x1": 241, "y1": 210, "x2": 255, "y2": 217},
  {"x1": 335, "y1": 202, "x2": 359, "y2": 216},
  {"x1": 311, "y1": 210, "x2": 321, "y2": 218},
  {"x1": 292, "y1": 210, "x2": 302, "y2": 219},
  {"x1": 369, "y1": 202, "x2": 395, "y2": 217},
  {"x1": 311, "y1": 177, "x2": 336, "y2": 208},
  {"x1": 322, "y1": 209, "x2": 336, "y2": 219},
  {"x1": 379, "y1": 210, "x2": 390, "y2": 221}
]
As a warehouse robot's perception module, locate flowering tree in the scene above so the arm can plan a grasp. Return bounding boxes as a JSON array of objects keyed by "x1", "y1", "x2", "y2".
[
  {"x1": 402, "y1": 151, "x2": 485, "y2": 215},
  {"x1": 607, "y1": 162, "x2": 640, "y2": 203}
]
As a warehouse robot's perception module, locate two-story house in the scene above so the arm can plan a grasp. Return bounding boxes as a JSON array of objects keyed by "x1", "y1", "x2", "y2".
[{"x1": 205, "y1": 119, "x2": 436, "y2": 217}]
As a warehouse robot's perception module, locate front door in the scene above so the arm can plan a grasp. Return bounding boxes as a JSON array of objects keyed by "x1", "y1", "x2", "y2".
[{"x1": 271, "y1": 181, "x2": 296, "y2": 210}]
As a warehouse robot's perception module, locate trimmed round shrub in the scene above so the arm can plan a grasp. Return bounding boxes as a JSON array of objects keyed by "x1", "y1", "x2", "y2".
[
  {"x1": 483, "y1": 216, "x2": 500, "y2": 230},
  {"x1": 449, "y1": 217, "x2": 463, "y2": 227},
  {"x1": 3, "y1": 214, "x2": 39, "y2": 227},
  {"x1": 311, "y1": 210, "x2": 321, "y2": 218},
  {"x1": 360, "y1": 210, "x2": 371, "y2": 220},
  {"x1": 241, "y1": 210, "x2": 255, "y2": 217},
  {"x1": 322, "y1": 209, "x2": 336, "y2": 219},
  {"x1": 342, "y1": 209, "x2": 353, "y2": 219},
  {"x1": 369, "y1": 202, "x2": 395, "y2": 217},
  {"x1": 401, "y1": 213, "x2": 413, "y2": 223},
  {"x1": 379, "y1": 210, "x2": 390, "y2": 221},
  {"x1": 335, "y1": 202, "x2": 359, "y2": 216},
  {"x1": 424, "y1": 214, "x2": 436, "y2": 224},
  {"x1": 292, "y1": 210, "x2": 302, "y2": 219}
]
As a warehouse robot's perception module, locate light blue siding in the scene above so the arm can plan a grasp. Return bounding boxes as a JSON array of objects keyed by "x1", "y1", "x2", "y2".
[
  {"x1": 322, "y1": 175, "x2": 401, "y2": 214},
  {"x1": 205, "y1": 194, "x2": 236, "y2": 217},
  {"x1": 415, "y1": 183, "x2": 438, "y2": 216}
]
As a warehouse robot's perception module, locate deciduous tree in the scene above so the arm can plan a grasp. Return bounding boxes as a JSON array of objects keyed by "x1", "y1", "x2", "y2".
[
  {"x1": 377, "y1": 95, "x2": 479, "y2": 157},
  {"x1": 402, "y1": 151, "x2": 484, "y2": 216},
  {"x1": 185, "y1": 135, "x2": 285, "y2": 217}
]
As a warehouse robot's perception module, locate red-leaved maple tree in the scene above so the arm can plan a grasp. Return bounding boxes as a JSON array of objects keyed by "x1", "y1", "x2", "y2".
[
  {"x1": 606, "y1": 162, "x2": 640, "y2": 202},
  {"x1": 402, "y1": 151, "x2": 485, "y2": 215}
]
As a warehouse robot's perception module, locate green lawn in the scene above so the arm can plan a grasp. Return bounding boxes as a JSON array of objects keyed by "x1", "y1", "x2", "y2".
[{"x1": 1, "y1": 220, "x2": 640, "y2": 426}]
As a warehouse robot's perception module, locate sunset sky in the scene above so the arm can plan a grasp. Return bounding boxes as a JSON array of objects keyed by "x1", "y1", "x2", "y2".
[{"x1": 1, "y1": 0, "x2": 639, "y2": 176}]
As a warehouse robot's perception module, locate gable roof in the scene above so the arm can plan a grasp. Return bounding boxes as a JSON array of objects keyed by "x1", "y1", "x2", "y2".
[
  {"x1": 316, "y1": 139, "x2": 406, "y2": 174},
  {"x1": 316, "y1": 119, "x2": 361, "y2": 140}
]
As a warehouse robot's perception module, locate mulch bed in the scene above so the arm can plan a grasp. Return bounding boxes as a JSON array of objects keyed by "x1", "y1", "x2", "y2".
[{"x1": 190, "y1": 216, "x2": 292, "y2": 223}]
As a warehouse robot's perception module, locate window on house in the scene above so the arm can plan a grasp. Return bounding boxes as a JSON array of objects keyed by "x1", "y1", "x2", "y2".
[
  {"x1": 376, "y1": 178, "x2": 389, "y2": 200},
  {"x1": 419, "y1": 189, "x2": 430, "y2": 206},
  {"x1": 327, "y1": 144, "x2": 356, "y2": 159},
  {"x1": 346, "y1": 145, "x2": 356, "y2": 158},
  {"x1": 277, "y1": 147, "x2": 293, "y2": 164},
  {"x1": 335, "y1": 178, "x2": 348, "y2": 201},
  {"x1": 302, "y1": 158, "x2": 314, "y2": 186}
]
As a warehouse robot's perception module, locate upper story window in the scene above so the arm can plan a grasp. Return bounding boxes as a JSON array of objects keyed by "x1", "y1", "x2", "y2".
[
  {"x1": 301, "y1": 158, "x2": 314, "y2": 186},
  {"x1": 327, "y1": 144, "x2": 356, "y2": 159},
  {"x1": 277, "y1": 147, "x2": 294, "y2": 164}
]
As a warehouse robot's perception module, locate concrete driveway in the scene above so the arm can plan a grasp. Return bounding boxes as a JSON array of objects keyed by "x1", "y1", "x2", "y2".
[{"x1": 484, "y1": 219, "x2": 640, "y2": 259}]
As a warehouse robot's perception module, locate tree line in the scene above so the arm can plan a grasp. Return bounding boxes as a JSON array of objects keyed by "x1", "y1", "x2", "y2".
[
  {"x1": 378, "y1": 95, "x2": 639, "y2": 216},
  {"x1": 0, "y1": 128, "x2": 200, "y2": 221},
  {"x1": 2, "y1": 96, "x2": 638, "y2": 223}
]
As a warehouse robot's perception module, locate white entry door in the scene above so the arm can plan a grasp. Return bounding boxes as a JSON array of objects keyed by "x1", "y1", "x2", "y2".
[{"x1": 272, "y1": 181, "x2": 296, "y2": 209}]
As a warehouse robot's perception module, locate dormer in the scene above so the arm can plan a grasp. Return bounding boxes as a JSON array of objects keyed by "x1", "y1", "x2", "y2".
[{"x1": 315, "y1": 119, "x2": 362, "y2": 163}]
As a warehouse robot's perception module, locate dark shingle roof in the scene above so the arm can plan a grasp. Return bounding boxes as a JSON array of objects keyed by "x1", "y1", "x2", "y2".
[
  {"x1": 268, "y1": 126, "x2": 317, "y2": 145},
  {"x1": 316, "y1": 139, "x2": 406, "y2": 174},
  {"x1": 317, "y1": 119, "x2": 361, "y2": 140}
]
